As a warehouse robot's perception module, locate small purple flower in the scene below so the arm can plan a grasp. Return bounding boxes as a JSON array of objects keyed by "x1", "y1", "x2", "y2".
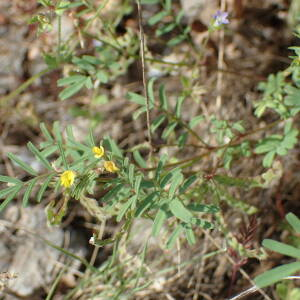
[{"x1": 213, "y1": 10, "x2": 229, "y2": 26}]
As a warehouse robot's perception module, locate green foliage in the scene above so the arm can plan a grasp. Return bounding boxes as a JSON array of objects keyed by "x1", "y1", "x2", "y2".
[
  {"x1": 255, "y1": 72, "x2": 289, "y2": 118},
  {"x1": 0, "y1": 121, "x2": 220, "y2": 248},
  {"x1": 146, "y1": 0, "x2": 190, "y2": 46},
  {"x1": 255, "y1": 120, "x2": 298, "y2": 167},
  {"x1": 211, "y1": 117, "x2": 245, "y2": 144},
  {"x1": 254, "y1": 45, "x2": 300, "y2": 118},
  {"x1": 254, "y1": 213, "x2": 300, "y2": 288},
  {"x1": 58, "y1": 45, "x2": 137, "y2": 100},
  {"x1": 29, "y1": 14, "x2": 53, "y2": 34},
  {"x1": 276, "y1": 282, "x2": 300, "y2": 300},
  {"x1": 2, "y1": 1, "x2": 300, "y2": 298}
]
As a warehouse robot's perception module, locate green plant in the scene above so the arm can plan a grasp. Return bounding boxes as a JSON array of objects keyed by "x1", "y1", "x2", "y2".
[
  {"x1": 1, "y1": 1, "x2": 300, "y2": 299},
  {"x1": 254, "y1": 213, "x2": 300, "y2": 288},
  {"x1": 276, "y1": 281, "x2": 300, "y2": 300}
]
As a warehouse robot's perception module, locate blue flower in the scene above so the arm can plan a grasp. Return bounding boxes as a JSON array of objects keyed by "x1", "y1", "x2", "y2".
[{"x1": 213, "y1": 10, "x2": 229, "y2": 27}]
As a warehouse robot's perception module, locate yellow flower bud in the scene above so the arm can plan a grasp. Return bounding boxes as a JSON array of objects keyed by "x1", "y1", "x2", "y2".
[
  {"x1": 92, "y1": 146, "x2": 105, "y2": 158},
  {"x1": 60, "y1": 170, "x2": 76, "y2": 188},
  {"x1": 104, "y1": 161, "x2": 119, "y2": 173}
]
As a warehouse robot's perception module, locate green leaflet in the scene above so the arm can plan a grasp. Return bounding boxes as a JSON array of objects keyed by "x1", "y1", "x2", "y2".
[
  {"x1": 167, "y1": 34, "x2": 186, "y2": 47},
  {"x1": 160, "y1": 172, "x2": 173, "y2": 188},
  {"x1": 40, "y1": 123, "x2": 54, "y2": 142},
  {"x1": 187, "y1": 203, "x2": 219, "y2": 214},
  {"x1": 190, "y1": 218, "x2": 214, "y2": 229},
  {"x1": 82, "y1": 55, "x2": 101, "y2": 65},
  {"x1": 184, "y1": 224, "x2": 196, "y2": 245},
  {"x1": 140, "y1": 179, "x2": 155, "y2": 189},
  {"x1": 155, "y1": 154, "x2": 168, "y2": 181},
  {"x1": 179, "y1": 175, "x2": 197, "y2": 194},
  {"x1": 0, "y1": 185, "x2": 21, "y2": 199},
  {"x1": 37, "y1": 174, "x2": 55, "y2": 203},
  {"x1": 148, "y1": 10, "x2": 168, "y2": 26},
  {"x1": 86, "y1": 129, "x2": 95, "y2": 147},
  {"x1": 27, "y1": 142, "x2": 53, "y2": 170},
  {"x1": 0, "y1": 176, "x2": 22, "y2": 185},
  {"x1": 23, "y1": 178, "x2": 38, "y2": 207},
  {"x1": 152, "y1": 207, "x2": 167, "y2": 237},
  {"x1": 40, "y1": 145, "x2": 58, "y2": 157},
  {"x1": 189, "y1": 115, "x2": 204, "y2": 129},
  {"x1": 168, "y1": 172, "x2": 184, "y2": 198},
  {"x1": 141, "y1": 0, "x2": 160, "y2": 4},
  {"x1": 133, "y1": 106, "x2": 147, "y2": 120},
  {"x1": 58, "y1": 76, "x2": 87, "y2": 100},
  {"x1": 117, "y1": 195, "x2": 137, "y2": 222},
  {"x1": 53, "y1": 121, "x2": 63, "y2": 143},
  {"x1": 96, "y1": 70, "x2": 109, "y2": 83},
  {"x1": 175, "y1": 96, "x2": 185, "y2": 117},
  {"x1": 160, "y1": 167, "x2": 181, "y2": 188},
  {"x1": 262, "y1": 239, "x2": 300, "y2": 260},
  {"x1": 286, "y1": 213, "x2": 300, "y2": 234},
  {"x1": 133, "y1": 150, "x2": 147, "y2": 168},
  {"x1": 123, "y1": 157, "x2": 129, "y2": 169},
  {"x1": 162, "y1": 121, "x2": 177, "y2": 139},
  {"x1": 128, "y1": 164, "x2": 135, "y2": 185},
  {"x1": 285, "y1": 85, "x2": 300, "y2": 106},
  {"x1": 134, "y1": 174, "x2": 143, "y2": 195},
  {"x1": 147, "y1": 77, "x2": 156, "y2": 108},
  {"x1": 0, "y1": 185, "x2": 22, "y2": 212},
  {"x1": 164, "y1": 0, "x2": 172, "y2": 11},
  {"x1": 156, "y1": 22, "x2": 176, "y2": 37},
  {"x1": 103, "y1": 136, "x2": 123, "y2": 158},
  {"x1": 135, "y1": 192, "x2": 159, "y2": 217},
  {"x1": 214, "y1": 174, "x2": 255, "y2": 188},
  {"x1": 166, "y1": 224, "x2": 183, "y2": 249},
  {"x1": 169, "y1": 198, "x2": 193, "y2": 223},
  {"x1": 101, "y1": 183, "x2": 124, "y2": 203},
  {"x1": 57, "y1": 75, "x2": 87, "y2": 86},
  {"x1": 254, "y1": 262, "x2": 300, "y2": 288},
  {"x1": 151, "y1": 115, "x2": 166, "y2": 133},
  {"x1": 58, "y1": 142, "x2": 68, "y2": 169},
  {"x1": 159, "y1": 84, "x2": 168, "y2": 110},
  {"x1": 127, "y1": 92, "x2": 146, "y2": 106},
  {"x1": 67, "y1": 139, "x2": 90, "y2": 152},
  {"x1": 178, "y1": 132, "x2": 188, "y2": 148},
  {"x1": 7, "y1": 152, "x2": 38, "y2": 176}
]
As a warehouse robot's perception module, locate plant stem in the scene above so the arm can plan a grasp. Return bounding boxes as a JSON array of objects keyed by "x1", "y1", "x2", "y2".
[
  {"x1": 57, "y1": 15, "x2": 62, "y2": 57},
  {"x1": 159, "y1": 106, "x2": 211, "y2": 147},
  {"x1": 144, "y1": 119, "x2": 283, "y2": 171},
  {"x1": 136, "y1": 0, "x2": 153, "y2": 162},
  {"x1": 0, "y1": 67, "x2": 53, "y2": 107}
]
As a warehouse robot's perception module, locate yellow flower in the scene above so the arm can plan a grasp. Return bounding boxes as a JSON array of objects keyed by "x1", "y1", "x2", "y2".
[
  {"x1": 104, "y1": 161, "x2": 119, "y2": 173},
  {"x1": 60, "y1": 170, "x2": 76, "y2": 188},
  {"x1": 92, "y1": 146, "x2": 105, "y2": 158}
]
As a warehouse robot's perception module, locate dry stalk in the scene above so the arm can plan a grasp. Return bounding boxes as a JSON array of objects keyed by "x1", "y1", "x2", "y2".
[
  {"x1": 136, "y1": 0, "x2": 153, "y2": 161},
  {"x1": 216, "y1": 0, "x2": 226, "y2": 111}
]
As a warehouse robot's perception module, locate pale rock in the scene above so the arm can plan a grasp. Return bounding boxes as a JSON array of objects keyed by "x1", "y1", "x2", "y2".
[{"x1": 180, "y1": 0, "x2": 219, "y2": 25}]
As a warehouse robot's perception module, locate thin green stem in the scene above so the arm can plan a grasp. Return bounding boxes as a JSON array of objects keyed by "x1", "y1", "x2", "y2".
[
  {"x1": 46, "y1": 263, "x2": 69, "y2": 300},
  {"x1": 0, "y1": 67, "x2": 52, "y2": 107},
  {"x1": 160, "y1": 106, "x2": 211, "y2": 147},
  {"x1": 83, "y1": 0, "x2": 110, "y2": 31},
  {"x1": 143, "y1": 119, "x2": 283, "y2": 172}
]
